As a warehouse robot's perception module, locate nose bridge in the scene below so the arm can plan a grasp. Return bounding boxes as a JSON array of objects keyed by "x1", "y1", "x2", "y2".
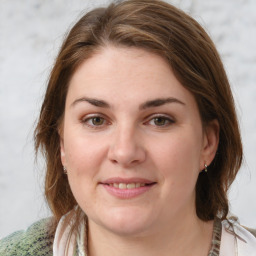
[{"x1": 108, "y1": 121, "x2": 145, "y2": 166}]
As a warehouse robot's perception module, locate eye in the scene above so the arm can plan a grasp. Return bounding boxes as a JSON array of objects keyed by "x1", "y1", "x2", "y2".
[
  {"x1": 91, "y1": 117, "x2": 105, "y2": 126},
  {"x1": 147, "y1": 115, "x2": 174, "y2": 127},
  {"x1": 82, "y1": 115, "x2": 107, "y2": 128}
]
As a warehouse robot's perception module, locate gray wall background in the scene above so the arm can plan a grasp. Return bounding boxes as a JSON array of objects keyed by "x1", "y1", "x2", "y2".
[{"x1": 0, "y1": 0, "x2": 256, "y2": 238}]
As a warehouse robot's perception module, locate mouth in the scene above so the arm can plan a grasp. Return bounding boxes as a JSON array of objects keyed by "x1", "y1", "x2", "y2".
[
  {"x1": 102, "y1": 182, "x2": 156, "y2": 189},
  {"x1": 99, "y1": 178, "x2": 157, "y2": 199}
]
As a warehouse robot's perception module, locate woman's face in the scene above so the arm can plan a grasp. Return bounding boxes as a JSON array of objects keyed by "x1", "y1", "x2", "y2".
[{"x1": 60, "y1": 46, "x2": 218, "y2": 237}]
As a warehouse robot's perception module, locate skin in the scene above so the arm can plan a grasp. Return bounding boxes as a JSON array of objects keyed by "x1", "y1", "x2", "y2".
[{"x1": 60, "y1": 46, "x2": 219, "y2": 256}]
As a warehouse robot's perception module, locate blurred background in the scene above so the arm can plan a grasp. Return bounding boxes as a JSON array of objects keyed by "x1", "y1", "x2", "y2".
[{"x1": 0, "y1": 0, "x2": 255, "y2": 238}]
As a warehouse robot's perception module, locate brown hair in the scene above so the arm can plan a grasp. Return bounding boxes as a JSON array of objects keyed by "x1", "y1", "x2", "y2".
[{"x1": 35, "y1": 0, "x2": 242, "y2": 227}]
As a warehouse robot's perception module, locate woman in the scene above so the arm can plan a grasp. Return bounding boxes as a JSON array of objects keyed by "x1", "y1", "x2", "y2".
[{"x1": 0, "y1": 0, "x2": 255, "y2": 255}]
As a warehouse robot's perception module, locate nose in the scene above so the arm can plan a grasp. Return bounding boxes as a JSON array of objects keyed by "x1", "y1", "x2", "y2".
[{"x1": 107, "y1": 126, "x2": 146, "y2": 167}]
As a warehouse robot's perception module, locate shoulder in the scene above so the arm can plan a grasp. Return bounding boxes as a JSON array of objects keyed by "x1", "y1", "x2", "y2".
[
  {"x1": 0, "y1": 217, "x2": 55, "y2": 256},
  {"x1": 233, "y1": 222, "x2": 256, "y2": 253},
  {"x1": 221, "y1": 219, "x2": 256, "y2": 255},
  {"x1": 242, "y1": 226, "x2": 256, "y2": 238}
]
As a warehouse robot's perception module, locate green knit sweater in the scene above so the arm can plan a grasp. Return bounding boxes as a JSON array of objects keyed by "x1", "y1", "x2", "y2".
[{"x1": 0, "y1": 218, "x2": 54, "y2": 256}]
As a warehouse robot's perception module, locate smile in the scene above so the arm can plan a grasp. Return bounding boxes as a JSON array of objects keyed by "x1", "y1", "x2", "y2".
[
  {"x1": 109, "y1": 183, "x2": 147, "y2": 189},
  {"x1": 100, "y1": 179, "x2": 156, "y2": 199}
]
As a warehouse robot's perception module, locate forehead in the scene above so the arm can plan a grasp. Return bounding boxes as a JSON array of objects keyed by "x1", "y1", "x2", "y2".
[{"x1": 67, "y1": 46, "x2": 195, "y2": 107}]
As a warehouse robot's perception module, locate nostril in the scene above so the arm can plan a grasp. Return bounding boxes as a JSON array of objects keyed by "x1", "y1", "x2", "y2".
[{"x1": 110, "y1": 159, "x2": 118, "y2": 164}]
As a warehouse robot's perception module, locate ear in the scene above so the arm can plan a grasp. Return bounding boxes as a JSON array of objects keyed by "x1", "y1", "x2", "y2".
[
  {"x1": 200, "y1": 119, "x2": 219, "y2": 171},
  {"x1": 58, "y1": 127, "x2": 66, "y2": 167}
]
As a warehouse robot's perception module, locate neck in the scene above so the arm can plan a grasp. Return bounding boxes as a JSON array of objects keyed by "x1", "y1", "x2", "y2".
[{"x1": 87, "y1": 214, "x2": 214, "y2": 256}]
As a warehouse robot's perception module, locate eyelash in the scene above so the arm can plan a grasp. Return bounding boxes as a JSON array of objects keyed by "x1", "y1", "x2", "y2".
[
  {"x1": 145, "y1": 115, "x2": 175, "y2": 127},
  {"x1": 82, "y1": 115, "x2": 109, "y2": 129},
  {"x1": 81, "y1": 114, "x2": 175, "y2": 129}
]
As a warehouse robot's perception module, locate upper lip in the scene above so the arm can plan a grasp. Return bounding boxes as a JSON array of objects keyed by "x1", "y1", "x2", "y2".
[{"x1": 100, "y1": 177, "x2": 156, "y2": 184}]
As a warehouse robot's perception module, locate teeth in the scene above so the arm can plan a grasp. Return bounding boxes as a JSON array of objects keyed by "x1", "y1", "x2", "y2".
[
  {"x1": 136, "y1": 183, "x2": 142, "y2": 188},
  {"x1": 127, "y1": 183, "x2": 135, "y2": 189},
  {"x1": 111, "y1": 183, "x2": 146, "y2": 189},
  {"x1": 119, "y1": 183, "x2": 127, "y2": 189}
]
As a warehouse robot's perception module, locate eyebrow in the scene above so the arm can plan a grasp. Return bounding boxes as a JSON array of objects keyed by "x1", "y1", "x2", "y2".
[
  {"x1": 139, "y1": 97, "x2": 185, "y2": 110},
  {"x1": 71, "y1": 97, "x2": 185, "y2": 109},
  {"x1": 71, "y1": 97, "x2": 110, "y2": 108}
]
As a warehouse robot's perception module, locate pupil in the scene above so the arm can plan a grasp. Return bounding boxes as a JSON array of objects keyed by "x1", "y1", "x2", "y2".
[
  {"x1": 155, "y1": 117, "x2": 165, "y2": 126},
  {"x1": 93, "y1": 117, "x2": 103, "y2": 125}
]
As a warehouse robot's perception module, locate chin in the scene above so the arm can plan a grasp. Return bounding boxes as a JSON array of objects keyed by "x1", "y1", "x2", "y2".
[{"x1": 91, "y1": 206, "x2": 156, "y2": 237}]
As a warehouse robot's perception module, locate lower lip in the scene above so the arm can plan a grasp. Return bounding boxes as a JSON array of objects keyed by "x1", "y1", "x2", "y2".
[{"x1": 101, "y1": 184, "x2": 155, "y2": 199}]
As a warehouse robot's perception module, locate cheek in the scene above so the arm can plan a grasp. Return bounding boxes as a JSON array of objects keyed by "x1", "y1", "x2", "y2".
[
  {"x1": 152, "y1": 132, "x2": 202, "y2": 187},
  {"x1": 64, "y1": 136, "x2": 107, "y2": 210},
  {"x1": 64, "y1": 133, "x2": 107, "y2": 173}
]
